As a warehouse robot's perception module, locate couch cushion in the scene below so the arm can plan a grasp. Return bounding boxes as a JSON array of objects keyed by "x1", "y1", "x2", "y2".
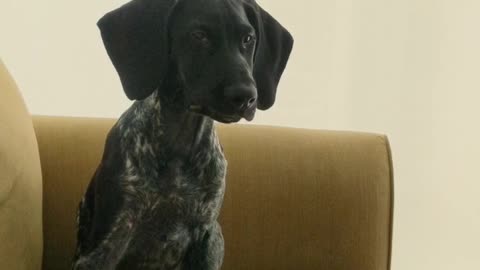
[{"x1": 0, "y1": 60, "x2": 43, "y2": 270}]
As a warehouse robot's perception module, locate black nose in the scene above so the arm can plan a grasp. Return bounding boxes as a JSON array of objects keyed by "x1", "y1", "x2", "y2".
[{"x1": 224, "y1": 84, "x2": 257, "y2": 111}]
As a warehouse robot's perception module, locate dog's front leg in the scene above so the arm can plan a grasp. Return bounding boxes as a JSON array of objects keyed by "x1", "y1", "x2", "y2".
[
  {"x1": 72, "y1": 210, "x2": 136, "y2": 270},
  {"x1": 185, "y1": 222, "x2": 224, "y2": 270}
]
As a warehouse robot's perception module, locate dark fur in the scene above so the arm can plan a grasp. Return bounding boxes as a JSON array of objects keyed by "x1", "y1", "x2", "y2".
[{"x1": 72, "y1": 0, "x2": 293, "y2": 269}]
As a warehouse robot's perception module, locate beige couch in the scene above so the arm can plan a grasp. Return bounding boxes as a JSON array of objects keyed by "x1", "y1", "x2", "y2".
[{"x1": 0, "y1": 60, "x2": 394, "y2": 270}]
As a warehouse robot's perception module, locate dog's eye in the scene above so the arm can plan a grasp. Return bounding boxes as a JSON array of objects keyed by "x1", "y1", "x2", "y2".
[
  {"x1": 191, "y1": 30, "x2": 209, "y2": 44},
  {"x1": 242, "y1": 34, "x2": 255, "y2": 46}
]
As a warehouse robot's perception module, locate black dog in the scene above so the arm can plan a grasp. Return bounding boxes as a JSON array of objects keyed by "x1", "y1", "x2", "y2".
[{"x1": 72, "y1": 0, "x2": 293, "y2": 269}]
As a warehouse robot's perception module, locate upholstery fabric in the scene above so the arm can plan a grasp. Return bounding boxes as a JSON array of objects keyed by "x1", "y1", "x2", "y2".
[
  {"x1": 33, "y1": 116, "x2": 393, "y2": 270},
  {"x1": 0, "y1": 60, "x2": 43, "y2": 270}
]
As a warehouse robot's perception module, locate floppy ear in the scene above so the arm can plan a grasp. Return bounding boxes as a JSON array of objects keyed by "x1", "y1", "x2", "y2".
[
  {"x1": 251, "y1": 4, "x2": 294, "y2": 110},
  {"x1": 98, "y1": 0, "x2": 177, "y2": 100}
]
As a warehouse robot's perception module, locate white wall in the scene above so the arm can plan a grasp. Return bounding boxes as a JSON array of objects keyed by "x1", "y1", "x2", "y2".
[{"x1": 1, "y1": 0, "x2": 480, "y2": 269}]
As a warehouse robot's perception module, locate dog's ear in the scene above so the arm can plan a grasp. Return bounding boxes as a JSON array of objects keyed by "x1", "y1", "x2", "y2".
[
  {"x1": 98, "y1": 0, "x2": 177, "y2": 100},
  {"x1": 249, "y1": 3, "x2": 294, "y2": 110}
]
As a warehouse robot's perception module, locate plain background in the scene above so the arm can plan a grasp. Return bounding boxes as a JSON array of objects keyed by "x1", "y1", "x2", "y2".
[{"x1": 1, "y1": 0, "x2": 479, "y2": 269}]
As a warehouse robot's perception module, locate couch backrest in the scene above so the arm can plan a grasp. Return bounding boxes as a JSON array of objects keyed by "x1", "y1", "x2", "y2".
[{"x1": 34, "y1": 115, "x2": 393, "y2": 270}]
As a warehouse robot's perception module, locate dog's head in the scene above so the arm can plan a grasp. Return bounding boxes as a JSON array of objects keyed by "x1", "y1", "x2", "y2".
[{"x1": 98, "y1": 0, "x2": 293, "y2": 123}]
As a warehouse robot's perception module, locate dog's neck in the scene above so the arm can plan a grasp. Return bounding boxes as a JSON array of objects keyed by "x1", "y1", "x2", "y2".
[
  {"x1": 157, "y1": 96, "x2": 216, "y2": 158},
  {"x1": 118, "y1": 89, "x2": 217, "y2": 160}
]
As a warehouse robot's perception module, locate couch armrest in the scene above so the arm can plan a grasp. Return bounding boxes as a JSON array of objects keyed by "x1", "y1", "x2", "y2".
[
  {"x1": 1, "y1": 61, "x2": 43, "y2": 270},
  {"x1": 33, "y1": 116, "x2": 393, "y2": 270}
]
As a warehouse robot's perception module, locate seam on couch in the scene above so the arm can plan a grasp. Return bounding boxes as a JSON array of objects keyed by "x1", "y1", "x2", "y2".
[
  {"x1": 0, "y1": 172, "x2": 18, "y2": 207},
  {"x1": 383, "y1": 135, "x2": 394, "y2": 270}
]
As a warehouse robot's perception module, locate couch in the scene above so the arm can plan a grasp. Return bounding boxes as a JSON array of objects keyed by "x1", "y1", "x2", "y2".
[{"x1": 0, "y1": 59, "x2": 394, "y2": 269}]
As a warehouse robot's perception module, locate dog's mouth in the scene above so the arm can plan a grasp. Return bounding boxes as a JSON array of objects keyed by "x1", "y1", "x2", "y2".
[{"x1": 189, "y1": 105, "x2": 255, "y2": 123}]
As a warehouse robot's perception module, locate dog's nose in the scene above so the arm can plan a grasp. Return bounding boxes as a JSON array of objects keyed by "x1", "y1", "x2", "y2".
[{"x1": 224, "y1": 84, "x2": 257, "y2": 111}]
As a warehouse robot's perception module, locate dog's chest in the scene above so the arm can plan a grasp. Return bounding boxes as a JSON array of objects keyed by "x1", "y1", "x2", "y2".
[
  {"x1": 121, "y1": 134, "x2": 227, "y2": 225},
  {"x1": 109, "y1": 102, "x2": 227, "y2": 268},
  {"x1": 116, "y1": 139, "x2": 227, "y2": 268}
]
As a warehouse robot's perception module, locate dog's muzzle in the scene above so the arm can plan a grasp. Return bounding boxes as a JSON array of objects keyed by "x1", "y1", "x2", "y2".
[
  {"x1": 222, "y1": 83, "x2": 257, "y2": 121},
  {"x1": 189, "y1": 83, "x2": 257, "y2": 123}
]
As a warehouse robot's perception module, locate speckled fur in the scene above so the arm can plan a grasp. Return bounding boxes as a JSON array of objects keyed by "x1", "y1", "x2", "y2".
[
  {"x1": 72, "y1": 0, "x2": 293, "y2": 267},
  {"x1": 72, "y1": 91, "x2": 227, "y2": 270}
]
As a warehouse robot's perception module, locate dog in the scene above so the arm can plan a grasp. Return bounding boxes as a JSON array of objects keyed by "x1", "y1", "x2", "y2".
[{"x1": 72, "y1": 0, "x2": 293, "y2": 269}]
